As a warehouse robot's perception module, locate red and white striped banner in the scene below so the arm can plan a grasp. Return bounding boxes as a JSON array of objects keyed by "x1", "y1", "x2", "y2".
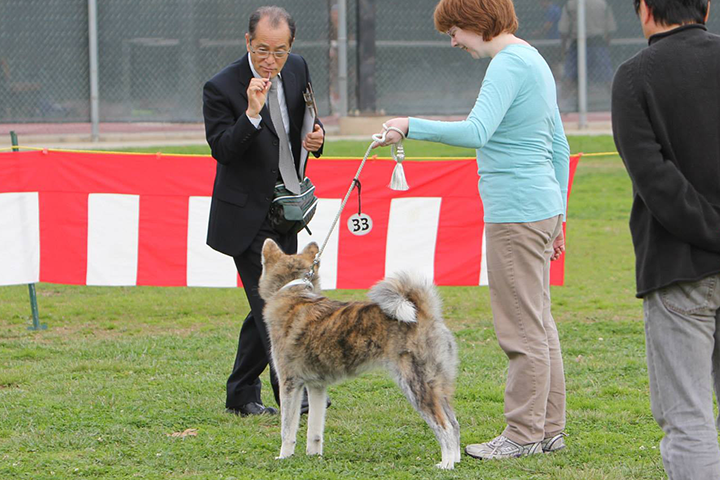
[{"x1": 0, "y1": 150, "x2": 580, "y2": 289}]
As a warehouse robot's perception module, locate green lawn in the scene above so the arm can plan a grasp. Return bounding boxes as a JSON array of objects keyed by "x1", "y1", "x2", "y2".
[
  {"x1": 111, "y1": 135, "x2": 620, "y2": 159},
  {"x1": 0, "y1": 136, "x2": 667, "y2": 480}
]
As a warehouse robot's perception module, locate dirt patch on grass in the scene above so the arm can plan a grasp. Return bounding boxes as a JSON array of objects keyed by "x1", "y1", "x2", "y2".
[
  {"x1": 38, "y1": 289, "x2": 65, "y2": 297},
  {"x1": 2, "y1": 320, "x2": 228, "y2": 344}
]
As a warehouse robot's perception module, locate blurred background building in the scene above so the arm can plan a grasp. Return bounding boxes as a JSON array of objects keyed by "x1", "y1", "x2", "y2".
[{"x1": 0, "y1": 0, "x2": 716, "y2": 132}]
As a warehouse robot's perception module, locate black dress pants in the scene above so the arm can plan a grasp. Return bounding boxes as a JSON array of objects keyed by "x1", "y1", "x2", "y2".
[{"x1": 226, "y1": 218, "x2": 297, "y2": 408}]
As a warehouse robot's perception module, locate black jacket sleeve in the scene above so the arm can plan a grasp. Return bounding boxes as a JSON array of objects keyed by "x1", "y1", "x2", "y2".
[{"x1": 202, "y1": 80, "x2": 261, "y2": 165}]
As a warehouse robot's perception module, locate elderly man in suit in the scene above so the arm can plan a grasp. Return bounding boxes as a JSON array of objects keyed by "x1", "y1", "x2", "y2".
[{"x1": 202, "y1": 5, "x2": 325, "y2": 416}]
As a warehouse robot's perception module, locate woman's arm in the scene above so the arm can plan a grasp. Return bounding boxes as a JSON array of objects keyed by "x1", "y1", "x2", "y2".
[
  {"x1": 551, "y1": 107, "x2": 570, "y2": 215},
  {"x1": 407, "y1": 52, "x2": 527, "y2": 149}
]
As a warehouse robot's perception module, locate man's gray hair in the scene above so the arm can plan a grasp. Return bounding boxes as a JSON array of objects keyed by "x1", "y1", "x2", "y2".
[{"x1": 248, "y1": 6, "x2": 296, "y2": 43}]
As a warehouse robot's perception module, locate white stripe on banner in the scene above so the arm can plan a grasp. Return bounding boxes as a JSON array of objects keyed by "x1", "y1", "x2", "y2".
[
  {"x1": 479, "y1": 225, "x2": 489, "y2": 286},
  {"x1": 186, "y1": 197, "x2": 237, "y2": 287},
  {"x1": 0, "y1": 193, "x2": 40, "y2": 286},
  {"x1": 297, "y1": 198, "x2": 342, "y2": 290},
  {"x1": 87, "y1": 194, "x2": 140, "y2": 286},
  {"x1": 385, "y1": 197, "x2": 442, "y2": 280}
]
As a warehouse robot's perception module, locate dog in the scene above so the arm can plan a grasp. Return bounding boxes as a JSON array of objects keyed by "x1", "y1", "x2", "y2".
[{"x1": 258, "y1": 239, "x2": 461, "y2": 469}]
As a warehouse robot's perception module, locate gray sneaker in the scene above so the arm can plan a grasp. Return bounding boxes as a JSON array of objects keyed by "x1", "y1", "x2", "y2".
[
  {"x1": 541, "y1": 432, "x2": 567, "y2": 453},
  {"x1": 465, "y1": 435, "x2": 542, "y2": 460}
]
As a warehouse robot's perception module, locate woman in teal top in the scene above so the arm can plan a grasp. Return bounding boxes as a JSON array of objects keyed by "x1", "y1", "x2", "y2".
[{"x1": 377, "y1": 0, "x2": 570, "y2": 461}]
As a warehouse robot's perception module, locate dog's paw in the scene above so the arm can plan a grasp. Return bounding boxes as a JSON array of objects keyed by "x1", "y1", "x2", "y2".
[
  {"x1": 306, "y1": 444, "x2": 323, "y2": 456},
  {"x1": 435, "y1": 461, "x2": 455, "y2": 470},
  {"x1": 276, "y1": 449, "x2": 295, "y2": 460},
  {"x1": 277, "y1": 443, "x2": 296, "y2": 459},
  {"x1": 306, "y1": 445, "x2": 322, "y2": 456}
]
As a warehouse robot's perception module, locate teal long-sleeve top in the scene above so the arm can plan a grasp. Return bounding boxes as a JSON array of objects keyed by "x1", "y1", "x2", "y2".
[{"x1": 408, "y1": 44, "x2": 570, "y2": 224}]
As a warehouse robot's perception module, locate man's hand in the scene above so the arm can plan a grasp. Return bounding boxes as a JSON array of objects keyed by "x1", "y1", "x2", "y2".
[
  {"x1": 303, "y1": 124, "x2": 324, "y2": 152},
  {"x1": 372, "y1": 117, "x2": 409, "y2": 149},
  {"x1": 551, "y1": 229, "x2": 565, "y2": 261},
  {"x1": 246, "y1": 77, "x2": 271, "y2": 118}
]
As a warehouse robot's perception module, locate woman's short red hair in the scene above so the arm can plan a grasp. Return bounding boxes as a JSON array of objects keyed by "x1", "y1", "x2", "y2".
[{"x1": 433, "y1": 0, "x2": 519, "y2": 41}]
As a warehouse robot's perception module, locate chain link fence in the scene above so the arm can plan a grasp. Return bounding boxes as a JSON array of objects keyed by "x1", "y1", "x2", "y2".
[
  {"x1": 1, "y1": 0, "x2": 717, "y2": 124},
  {"x1": 0, "y1": 0, "x2": 89, "y2": 122},
  {"x1": 0, "y1": 0, "x2": 332, "y2": 123},
  {"x1": 358, "y1": 0, "x2": 703, "y2": 115}
]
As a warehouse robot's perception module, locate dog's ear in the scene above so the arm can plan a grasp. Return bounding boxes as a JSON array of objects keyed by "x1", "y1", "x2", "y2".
[
  {"x1": 262, "y1": 238, "x2": 283, "y2": 266},
  {"x1": 301, "y1": 242, "x2": 319, "y2": 259}
]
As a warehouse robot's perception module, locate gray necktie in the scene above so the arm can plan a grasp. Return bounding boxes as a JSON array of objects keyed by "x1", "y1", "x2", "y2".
[{"x1": 268, "y1": 80, "x2": 300, "y2": 194}]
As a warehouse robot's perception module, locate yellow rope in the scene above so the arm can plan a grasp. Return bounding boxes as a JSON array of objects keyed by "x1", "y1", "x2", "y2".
[
  {"x1": 581, "y1": 151, "x2": 620, "y2": 157},
  {"x1": 325, "y1": 156, "x2": 472, "y2": 160},
  {"x1": 0, "y1": 145, "x2": 206, "y2": 157},
  {"x1": 0, "y1": 146, "x2": 451, "y2": 159},
  {"x1": 0, "y1": 145, "x2": 621, "y2": 159}
]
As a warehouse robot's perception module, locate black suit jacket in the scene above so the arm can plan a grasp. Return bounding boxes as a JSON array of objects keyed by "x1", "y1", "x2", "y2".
[{"x1": 202, "y1": 53, "x2": 324, "y2": 256}]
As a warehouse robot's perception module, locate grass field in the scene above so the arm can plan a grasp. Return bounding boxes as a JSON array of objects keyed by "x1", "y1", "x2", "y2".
[{"x1": 0, "y1": 136, "x2": 667, "y2": 479}]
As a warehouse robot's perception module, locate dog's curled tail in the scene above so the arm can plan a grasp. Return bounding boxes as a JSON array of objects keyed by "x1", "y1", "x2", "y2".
[{"x1": 368, "y1": 272, "x2": 442, "y2": 324}]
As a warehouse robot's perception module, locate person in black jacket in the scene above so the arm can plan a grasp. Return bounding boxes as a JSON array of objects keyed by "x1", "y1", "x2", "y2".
[
  {"x1": 612, "y1": 1, "x2": 720, "y2": 478},
  {"x1": 203, "y1": 5, "x2": 324, "y2": 417}
]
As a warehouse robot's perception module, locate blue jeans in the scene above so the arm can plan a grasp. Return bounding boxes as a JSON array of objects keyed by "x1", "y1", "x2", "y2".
[
  {"x1": 564, "y1": 39, "x2": 614, "y2": 84},
  {"x1": 644, "y1": 274, "x2": 720, "y2": 480}
]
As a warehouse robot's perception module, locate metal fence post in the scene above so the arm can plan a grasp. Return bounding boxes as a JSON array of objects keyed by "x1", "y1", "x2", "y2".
[
  {"x1": 356, "y1": 0, "x2": 376, "y2": 113},
  {"x1": 577, "y1": 0, "x2": 588, "y2": 129},
  {"x1": 337, "y1": 0, "x2": 348, "y2": 117},
  {"x1": 9, "y1": 131, "x2": 47, "y2": 331},
  {"x1": 88, "y1": 0, "x2": 100, "y2": 142}
]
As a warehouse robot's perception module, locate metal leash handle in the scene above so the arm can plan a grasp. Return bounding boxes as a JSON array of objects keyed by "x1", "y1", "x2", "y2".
[{"x1": 306, "y1": 125, "x2": 405, "y2": 281}]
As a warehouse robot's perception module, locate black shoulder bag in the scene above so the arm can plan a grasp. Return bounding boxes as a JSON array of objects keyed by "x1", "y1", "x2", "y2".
[{"x1": 268, "y1": 177, "x2": 318, "y2": 235}]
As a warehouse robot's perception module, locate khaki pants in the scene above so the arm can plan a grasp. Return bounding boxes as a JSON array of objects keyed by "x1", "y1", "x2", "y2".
[{"x1": 485, "y1": 215, "x2": 566, "y2": 445}]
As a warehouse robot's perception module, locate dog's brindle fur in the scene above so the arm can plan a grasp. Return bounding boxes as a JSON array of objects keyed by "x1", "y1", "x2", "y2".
[{"x1": 259, "y1": 240, "x2": 461, "y2": 469}]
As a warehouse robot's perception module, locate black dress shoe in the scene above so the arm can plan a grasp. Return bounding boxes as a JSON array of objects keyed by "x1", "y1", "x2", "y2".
[
  {"x1": 227, "y1": 402, "x2": 278, "y2": 417},
  {"x1": 300, "y1": 396, "x2": 332, "y2": 415}
]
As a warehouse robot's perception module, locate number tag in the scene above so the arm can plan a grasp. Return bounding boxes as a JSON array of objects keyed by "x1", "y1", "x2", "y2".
[{"x1": 347, "y1": 213, "x2": 373, "y2": 236}]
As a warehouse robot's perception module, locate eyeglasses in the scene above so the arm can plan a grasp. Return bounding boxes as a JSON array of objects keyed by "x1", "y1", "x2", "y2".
[
  {"x1": 446, "y1": 27, "x2": 458, "y2": 38},
  {"x1": 249, "y1": 44, "x2": 290, "y2": 59}
]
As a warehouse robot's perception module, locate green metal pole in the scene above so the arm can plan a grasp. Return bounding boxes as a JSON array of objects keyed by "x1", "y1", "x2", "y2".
[
  {"x1": 10, "y1": 131, "x2": 18, "y2": 152},
  {"x1": 10, "y1": 131, "x2": 47, "y2": 331}
]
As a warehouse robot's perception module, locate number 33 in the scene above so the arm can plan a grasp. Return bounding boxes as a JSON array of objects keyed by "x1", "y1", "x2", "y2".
[{"x1": 347, "y1": 213, "x2": 373, "y2": 236}]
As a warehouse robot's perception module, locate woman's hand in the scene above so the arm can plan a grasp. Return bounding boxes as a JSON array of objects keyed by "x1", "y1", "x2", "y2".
[
  {"x1": 551, "y1": 229, "x2": 565, "y2": 261},
  {"x1": 372, "y1": 117, "x2": 409, "y2": 148}
]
